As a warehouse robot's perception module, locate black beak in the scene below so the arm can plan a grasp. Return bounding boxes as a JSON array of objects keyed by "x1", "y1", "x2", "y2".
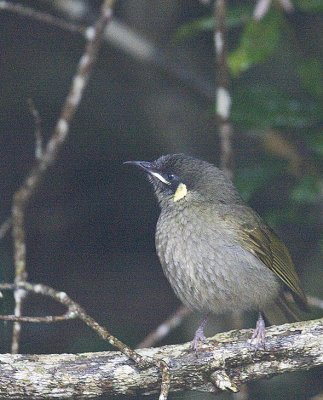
[
  {"x1": 123, "y1": 161, "x2": 155, "y2": 174},
  {"x1": 124, "y1": 161, "x2": 171, "y2": 185}
]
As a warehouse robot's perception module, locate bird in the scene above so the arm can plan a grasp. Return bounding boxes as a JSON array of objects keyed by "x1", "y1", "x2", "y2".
[{"x1": 124, "y1": 154, "x2": 308, "y2": 349}]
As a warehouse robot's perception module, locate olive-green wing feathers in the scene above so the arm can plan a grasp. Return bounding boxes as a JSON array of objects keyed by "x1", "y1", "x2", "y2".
[{"x1": 237, "y1": 214, "x2": 308, "y2": 311}]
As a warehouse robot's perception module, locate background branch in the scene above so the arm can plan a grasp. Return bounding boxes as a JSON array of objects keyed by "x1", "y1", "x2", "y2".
[
  {"x1": 27, "y1": 99, "x2": 43, "y2": 160},
  {"x1": 0, "y1": 318, "x2": 321, "y2": 399},
  {"x1": 0, "y1": 2, "x2": 321, "y2": 399},
  {"x1": 137, "y1": 305, "x2": 192, "y2": 349},
  {"x1": 0, "y1": 217, "x2": 12, "y2": 239},
  {"x1": 214, "y1": 0, "x2": 233, "y2": 179},
  {"x1": 0, "y1": 1, "x2": 214, "y2": 101},
  {"x1": 8, "y1": 0, "x2": 114, "y2": 354},
  {"x1": 0, "y1": 282, "x2": 170, "y2": 400}
]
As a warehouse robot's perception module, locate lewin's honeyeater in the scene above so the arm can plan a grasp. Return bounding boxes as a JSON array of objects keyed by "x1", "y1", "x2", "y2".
[{"x1": 125, "y1": 154, "x2": 308, "y2": 348}]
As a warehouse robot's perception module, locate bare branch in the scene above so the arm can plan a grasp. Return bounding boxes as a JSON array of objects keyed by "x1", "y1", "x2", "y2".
[
  {"x1": 0, "y1": 3, "x2": 171, "y2": 397},
  {"x1": 0, "y1": 217, "x2": 12, "y2": 239},
  {"x1": 0, "y1": 2, "x2": 214, "y2": 102},
  {"x1": 0, "y1": 1, "x2": 83, "y2": 34},
  {"x1": 278, "y1": 0, "x2": 294, "y2": 12},
  {"x1": 306, "y1": 295, "x2": 323, "y2": 311},
  {"x1": 253, "y1": 0, "x2": 272, "y2": 20},
  {"x1": 253, "y1": 0, "x2": 294, "y2": 20},
  {"x1": 0, "y1": 281, "x2": 153, "y2": 368},
  {"x1": 0, "y1": 317, "x2": 321, "y2": 398},
  {"x1": 0, "y1": 313, "x2": 76, "y2": 323},
  {"x1": 27, "y1": 99, "x2": 43, "y2": 160},
  {"x1": 9, "y1": 0, "x2": 115, "y2": 355},
  {"x1": 214, "y1": 0, "x2": 233, "y2": 180},
  {"x1": 137, "y1": 305, "x2": 192, "y2": 349},
  {"x1": 0, "y1": 281, "x2": 171, "y2": 400}
]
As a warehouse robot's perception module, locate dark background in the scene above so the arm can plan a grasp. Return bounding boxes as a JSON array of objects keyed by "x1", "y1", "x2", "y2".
[{"x1": 0, "y1": 1, "x2": 322, "y2": 399}]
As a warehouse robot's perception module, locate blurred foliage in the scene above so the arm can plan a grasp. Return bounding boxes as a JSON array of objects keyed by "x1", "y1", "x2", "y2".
[
  {"x1": 294, "y1": 0, "x2": 323, "y2": 12},
  {"x1": 228, "y1": 9, "x2": 283, "y2": 76},
  {"x1": 231, "y1": 85, "x2": 320, "y2": 129},
  {"x1": 178, "y1": 0, "x2": 322, "y2": 239},
  {"x1": 176, "y1": 4, "x2": 252, "y2": 38},
  {"x1": 297, "y1": 58, "x2": 323, "y2": 97},
  {"x1": 291, "y1": 175, "x2": 322, "y2": 204},
  {"x1": 234, "y1": 159, "x2": 287, "y2": 200},
  {"x1": 0, "y1": 3, "x2": 322, "y2": 398}
]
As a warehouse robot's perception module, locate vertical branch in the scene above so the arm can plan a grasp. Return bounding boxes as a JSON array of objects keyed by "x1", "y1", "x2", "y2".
[
  {"x1": 10, "y1": 0, "x2": 115, "y2": 354},
  {"x1": 214, "y1": 3, "x2": 248, "y2": 398},
  {"x1": 0, "y1": 217, "x2": 12, "y2": 239},
  {"x1": 11, "y1": 193, "x2": 28, "y2": 354},
  {"x1": 214, "y1": 0, "x2": 233, "y2": 180},
  {"x1": 27, "y1": 99, "x2": 43, "y2": 160}
]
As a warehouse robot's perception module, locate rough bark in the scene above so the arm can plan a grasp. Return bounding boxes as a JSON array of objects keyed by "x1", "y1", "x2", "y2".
[{"x1": 0, "y1": 318, "x2": 322, "y2": 399}]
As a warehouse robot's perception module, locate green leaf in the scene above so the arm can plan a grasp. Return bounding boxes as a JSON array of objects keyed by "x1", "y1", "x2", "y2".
[
  {"x1": 291, "y1": 176, "x2": 322, "y2": 204},
  {"x1": 234, "y1": 160, "x2": 286, "y2": 200},
  {"x1": 176, "y1": 5, "x2": 252, "y2": 40},
  {"x1": 231, "y1": 85, "x2": 321, "y2": 129},
  {"x1": 228, "y1": 9, "x2": 282, "y2": 76},
  {"x1": 176, "y1": 17, "x2": 213, "y2": 40},
  {"x1": 294, "y1": 0, "x2": 323, "y2": 12},
  {"x1": 297, "y1": 58, "x2": 323, "y2": 97}
]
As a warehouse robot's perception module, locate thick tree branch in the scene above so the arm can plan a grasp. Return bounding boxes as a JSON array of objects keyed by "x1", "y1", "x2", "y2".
[
  {"x1": 0, "y1": 318, "x2": 321, "y2": 398},
  {"x1": 0, "y1": 282, "x2": 171, "y2": 400}
]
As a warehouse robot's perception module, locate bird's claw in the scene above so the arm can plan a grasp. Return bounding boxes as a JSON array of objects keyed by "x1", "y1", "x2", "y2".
[
  {"x1": 191, "y1": 330, "x2": 207, "y2": 352},
  {"x1": 248, "y1": 312, "x2": 266, "y2": 350}
]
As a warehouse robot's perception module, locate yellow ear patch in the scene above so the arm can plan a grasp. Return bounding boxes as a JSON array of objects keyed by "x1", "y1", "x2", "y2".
[{"x1": 173, "y1": 183, "x2": 187, "y2": 202}]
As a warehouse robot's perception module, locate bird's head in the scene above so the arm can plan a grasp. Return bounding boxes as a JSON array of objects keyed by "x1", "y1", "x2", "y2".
[{"x1": 124, "y1": 154, "x2": 242, "y2": 208}]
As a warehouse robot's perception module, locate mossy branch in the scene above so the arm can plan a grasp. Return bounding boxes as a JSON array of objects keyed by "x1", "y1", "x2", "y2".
[{"x1": 0, "y1": 318, "x2": 321, "y2": 399}]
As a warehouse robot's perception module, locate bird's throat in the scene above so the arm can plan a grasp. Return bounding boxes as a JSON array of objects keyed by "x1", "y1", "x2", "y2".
[{"x1": 173, "y1": 183, "x2": 187, "y2": 202}]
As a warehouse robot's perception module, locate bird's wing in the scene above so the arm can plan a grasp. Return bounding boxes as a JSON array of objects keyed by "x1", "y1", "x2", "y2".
[
  {"x1": 235, "y1": 212, "x2": 308, "y2": 311},
  {"x1": 220, "y1": 206, "x2": 307, "y2": 310}
]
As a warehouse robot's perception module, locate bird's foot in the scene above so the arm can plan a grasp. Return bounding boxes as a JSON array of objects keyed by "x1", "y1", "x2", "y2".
[
  {"x1": 248, "y1": 312, "x2": 266, "y2": 350},
  {"x1": 191, "y1": 328, "x2": 206, "y2": 352},
  {"x1": 191, "y1": 314, "x2": 209, "y2": 352}
]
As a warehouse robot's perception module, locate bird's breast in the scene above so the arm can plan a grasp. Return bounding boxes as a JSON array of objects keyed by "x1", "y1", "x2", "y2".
[{"x1": 155, "y1": 204, "x2": 281, "y2": 314}]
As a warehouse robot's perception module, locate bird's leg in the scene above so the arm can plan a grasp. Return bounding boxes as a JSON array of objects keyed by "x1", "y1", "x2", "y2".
[
  {"x1": 191, "y1": 314, "x2": 209, "y2": 351},
  {"x1": 249, "y1": 312, "x2": 266, "y2": 348}
]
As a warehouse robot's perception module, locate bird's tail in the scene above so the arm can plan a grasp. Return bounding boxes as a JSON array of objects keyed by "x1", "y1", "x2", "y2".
[{"x1": 263, "y1": 293, "x2": 305, "y2": 325}]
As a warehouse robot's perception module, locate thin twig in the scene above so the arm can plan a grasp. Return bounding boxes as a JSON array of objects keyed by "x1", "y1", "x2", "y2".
[
  {"x1": 0, "y1": 313, "x2": 76, "y2": 323},
  {"x1": 10, "y1": 0, "x2": 115, "y2": 355},
  {"x1": 27, "y1": 99, "x2": 43, "y2": 160},
  {"x1": 253, "y1": 0, "x2": 272, "y2": 20},
  {"x1": 303, "y1": 295, "x2": 323, "y2": 311},
  {"x1": 253, "y1": 0, "x2": 294, "y2": 20},
  {"x1": 284, "y1": 292, "x2": 323, "y2": 311},
  {"x1": 0, "y1": 1, "x2": 214, "y2": 102},
  {"x1": 278, "y1": 0, "x2": 294, "y2": 12},
  {"x1": 214, "y1": 0, "x2": 233, "y2": 180},
  {"x1": 214, "y1": 1, "x2": 246, "y2": 396},
  {"x1": 0, "y1": 1, "x2": 83, "y2": 34},
  {"x1": 0, "y1": 281, "x2": 171, "y2": 400},
  {"x1": 0, "y1": 216, "x2": 12, "y2": 239},
  {"x1": 1, "y1": 3, "x2": 171, "y2": 397},
  {"x1": 0, "y1": 282, "x2": 150, "y2": 363},
  {"x1": 137, "y1": 305, "x2": 192, "y2": 349}
]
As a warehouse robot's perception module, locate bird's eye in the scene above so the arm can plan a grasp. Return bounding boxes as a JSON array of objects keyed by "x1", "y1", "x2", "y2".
[{"x1": 166, "y1": 173, "x2": 176, "y2": 182}]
